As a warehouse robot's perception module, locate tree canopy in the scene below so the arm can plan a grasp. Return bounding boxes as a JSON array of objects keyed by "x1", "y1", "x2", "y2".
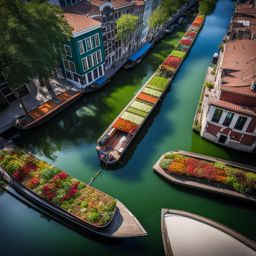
[
  {"x1": 116, "y1": 14, "x2": 139, "y2": 42},
  {"x1": 0, "y1": 0, "x2": 72, "y2": 89},
  {"x1": 199, "y1": 0, "x2": 216, "y2": 15},
  {"x1": 148, "y1": 0, "x2": 188, "y2": 31}
]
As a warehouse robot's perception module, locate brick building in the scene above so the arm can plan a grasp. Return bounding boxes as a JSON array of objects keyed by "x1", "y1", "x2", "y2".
[{"x1": 200, "y1": 40, "x2": 256, "y2": 152}]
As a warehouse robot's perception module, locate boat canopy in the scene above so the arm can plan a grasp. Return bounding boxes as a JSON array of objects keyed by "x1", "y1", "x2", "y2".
[
  {"x1": 128, "y1": 43, "x2": 152, "y2": 62},
  {"x1": 95, "y1": 76, "x2": 107, "y2": 86}
]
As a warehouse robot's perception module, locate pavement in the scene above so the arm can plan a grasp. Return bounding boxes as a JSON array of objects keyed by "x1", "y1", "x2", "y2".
[{"x1": 0, "y1": 77, "x2": 73, "y2": 134}]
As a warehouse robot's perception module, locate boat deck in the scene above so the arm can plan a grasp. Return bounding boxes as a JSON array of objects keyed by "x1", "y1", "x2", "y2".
[{"x1": 29, "y1": 91, "x2": 78, "y2": 120}]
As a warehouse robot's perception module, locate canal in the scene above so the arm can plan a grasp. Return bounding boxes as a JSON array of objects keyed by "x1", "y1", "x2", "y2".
[{"x1": 1, "y1": 0, "x2": 255, "y2": 255}]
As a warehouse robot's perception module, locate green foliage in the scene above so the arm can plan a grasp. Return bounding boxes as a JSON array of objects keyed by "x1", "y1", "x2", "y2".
[
  {"x1": 126, "y1": 106, "x2": 148, "y2": 118},
  {"x1": 214, "y1": 161, "x2": 226, "y2": 169},
  {"x1": 116, "y1": 14, "x2": 138, "y2": 42},
  {"x1": 160, "y1": 159, "x2": 172, "y2": 170},
  {"x1": 0, "y1": 0, "x2": 72, "y2": 92},
  {"x1": 87, "y1": 210, "x2": 100, "y2": 223},
  {"x1": 170, "y1": 50, "x2": 186, "y2": 59},
  {"x1": 199, "y1": 0, "x2": 216, "y2": 16},
  {"x1": 205, "y1": 82, "x2": 214, "y2": 89},
  {"x1": 147, "y1": 76, "x2": 169, "y2": 92},
  {"x1": 148, "y1": 6, "x2": 168, "y2": 30},
  {"x1": 41, "y1": 168, "x2": 60, "y2": 181}
]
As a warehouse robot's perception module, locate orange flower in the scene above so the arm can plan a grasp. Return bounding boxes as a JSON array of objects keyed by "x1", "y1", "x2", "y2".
[
  {"x1": 168, "y1": 161, "x2": 186, "y2": 174},
  {"x1": 137, "y1": 92, "x2": 158, "y2": 104},
  {"x1": 113, "y1": 118, "x2": 138, "y2": 133}
]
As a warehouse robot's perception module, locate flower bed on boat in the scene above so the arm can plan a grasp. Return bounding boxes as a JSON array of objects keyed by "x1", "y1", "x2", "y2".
[
  {"x1": 113, "y1": 118, "x2": 138, "y2": 133},
  {"x1": 127, "y1": 106, "x2": 148, "y2": 118},
  {"x1": 130, "y1": 100, "x2": 153, "y2": 113},
  {"x1": 143, "y1": 88, "x2": 162, "y2": 98},
  {"x1": 184, "y1": 31, "x2": 197, "y2": 38},
  {"x1": 146, "y1": 76, "x2": 169, "y2": 92},
  {"x1": 163, "y1": 56, "x2": 183, "y2": 69},
  {"x1": 159, "y1": 152, "x2": 256, "y2": 195},
  {"x1": 180, "y1": 39, "x2": 192, "y2": 46},
  {"x1": 121, "y1": 111, "x2": 145, "y2": 125},
  {"x1": 0, "y1": 148, "x2": 116, "y2": 226},
  {"x1": 169, "y1": 50, "x2": 186, "y2": 59},
  {"x1": 137, "y1": 92, "x2": 158, "y2": 104}
]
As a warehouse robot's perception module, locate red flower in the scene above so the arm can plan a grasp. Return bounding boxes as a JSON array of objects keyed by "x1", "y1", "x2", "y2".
[
  {"x1": 61, "y1": 182, "x2": 80, "y2": 202},
  {"x1": 163, "y1": 56, "x2": 182, "y2": 69},
  {"x1": 53, "y1": 171, "x2": 69, "y2": 181},
  {"x1": 181, "y1": 39, "x2": 192, "y2": 46},
  {"x1": 22, "y1": 163, "x2": 37, "y2": 174}
]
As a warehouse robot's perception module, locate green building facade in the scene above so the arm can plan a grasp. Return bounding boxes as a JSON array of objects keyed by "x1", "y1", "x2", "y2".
[{"x1": 62, "y1": 13, "x2": 105, "y2": 88}]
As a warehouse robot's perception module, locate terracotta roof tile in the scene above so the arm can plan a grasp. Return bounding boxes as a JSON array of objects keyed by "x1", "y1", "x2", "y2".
[
  {"x1": 64, "y1": 13, "x2": 101, "y2": 33},
  {"x1": 220, "y1": 40, "x2": 256, "y2": 97},
  {"x1": 210, "y1": 98, "x2": 256, "y2": 116}
]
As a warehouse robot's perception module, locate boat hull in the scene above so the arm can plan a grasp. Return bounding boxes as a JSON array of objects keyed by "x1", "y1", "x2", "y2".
[
  {"x1": 16, "y1": 90, "x2": 84, "y2": 130},
  {"x1": 154, "y1": 150, "x2": 256, "y2": 204},
  {"x1": 161, "y1": 209, "x2": 256, "y2": 256}
]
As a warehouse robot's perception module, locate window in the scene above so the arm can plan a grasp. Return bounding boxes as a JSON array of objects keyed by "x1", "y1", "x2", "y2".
[
  {"x1": 86, "y1": 38, "x2": 92, "y2": 51},
  {"x1": 92, "y1": 52, "x2": 98, "y2": 65},
  {"x1": 234, "y1": 116, "x2": 247, "y2": 130},
  {"x1": 95, "y1": 34, "x2": 100, "y2": 47},
  {"x1": 87, "y1": 55, "x2": 93, "y2": 69},
  {"x1": 98, "y1": 65, "x2": 103, "y2": 76},
  {"x1": 78, "y1": 41, "x2": 85, "y2": 54},
  {"x1": 64, "y1": 45, "x2": 72, "y2": 57},
  {"x1": 82, "y1": 58, "x2": 88, "y2": 71},
  {"x1": 211, "y1": 109, "x2": 223, "y2": 123},
  {"x1": 222, "y1": 112, "x2": 234, "y2": 127},
  {"x1": 93, "y1": 68, "x2": 98, "y2": 80},
  {"x1": 87, "y1": 72, "x2": 92, "y2": 83},
  {"x1": 97, "y1": 50, "x2": 102, "y2": 63},
  {"x1": 63, "y1": 59, "x2": 76, "y2": 73}
]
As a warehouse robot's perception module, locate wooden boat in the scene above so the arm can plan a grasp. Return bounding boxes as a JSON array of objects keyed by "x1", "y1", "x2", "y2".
[
  {"x1": 85, "y1": 75, "x2": 110, "y2": 93},
  {"x1": 96, "y1": 16, "x2": 205, "y2": 166},
  {"x1": 0, "y1": 138, "x2": 147, "y2": 238},
  {"x1": 161, "y1": 209, "x2": 256, "y2": 256},
  {"x1": 124, "y1": 42, "x2": 153, "y2": 69},
  {"x1": 153, "y1": 150, "x2": 256, "y2": 204},
  {"x1": 15, "y1": 89, "x2": 84, "y2": 129}
]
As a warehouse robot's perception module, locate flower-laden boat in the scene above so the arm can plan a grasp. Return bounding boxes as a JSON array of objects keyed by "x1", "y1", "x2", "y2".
[
  {"x1": 0, "y1": 138, "x2": 147, "y2": 238},
  {"x1": 16, "y1": 89, "x2": 84, "y2": 129},
  {"x1": 161, "y1": 209, "x2": 256, "y2": 256},
  {"x1": 154, "y1": 150, "x2": 256, "y2": 204},
  {"x1": 96, "y1": 15, "x2": 205, "y2": 165}
]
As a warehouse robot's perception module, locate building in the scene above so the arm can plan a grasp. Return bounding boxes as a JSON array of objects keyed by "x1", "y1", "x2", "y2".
[
  {"x1": 226, "y1": 0, "x2": 256, "y2": 41},
  {"x1": 63, "y1": 0, "x2": 145, "y2": 70},
  {"x1": 61, "y1": 12, "x2": 105, "y2": 88},
  {"x1": 200, "y1": 40, "x2": 256, "y2": 152}
]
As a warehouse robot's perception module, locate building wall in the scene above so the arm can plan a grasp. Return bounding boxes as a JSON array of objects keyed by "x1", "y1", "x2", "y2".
[
  {"x1": 62, "y1": 27, "x2": 105, "y2": 88},
  {"x1": 201, "y1": 105, "x2": 256, "y2": 152}
]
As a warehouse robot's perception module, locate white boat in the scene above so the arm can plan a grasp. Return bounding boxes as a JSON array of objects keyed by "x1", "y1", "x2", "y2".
[{"x1": 161, "y1": 209, "x2": 256, "y2": 256}]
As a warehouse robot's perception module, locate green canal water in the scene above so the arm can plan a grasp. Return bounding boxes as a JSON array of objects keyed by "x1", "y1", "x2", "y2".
[{"x1": 1, "y1": 1, "x2": 255, "y2": 255}]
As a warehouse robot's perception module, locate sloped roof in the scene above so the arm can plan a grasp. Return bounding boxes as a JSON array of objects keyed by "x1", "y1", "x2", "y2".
[
  {"x1": 64, "y1": 13, "x2": 101, "y2": 33},
  {"x1": 220, "y1": 40, "x2": 256, "y2": 97}
]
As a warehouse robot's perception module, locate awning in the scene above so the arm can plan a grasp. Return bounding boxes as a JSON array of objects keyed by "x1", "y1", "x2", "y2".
[
  {"x1": 95, "y1": 76, "x2": 107, "y2": 86},
  {"x1": 128, "y1": 43, "x2": 153, "y2": 62}
]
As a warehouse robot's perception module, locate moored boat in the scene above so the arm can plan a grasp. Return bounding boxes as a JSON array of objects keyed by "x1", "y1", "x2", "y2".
[
  {"x1": 124, "y1": 42, "x2": 153, "y2": 69},
  {"x1": 85, "y1": 75, "x2": 110, "y2": 93},
  {"x1": 0, "y1": 138, "x2": 147, "y2": 238},
  {"x1": 154, "y1": 150, "x2": 256, "y2": 203},
  {"x1": 96, "y1": 15, "x2": 205, "y2": 166},
  {"x1": 15, "y1": 89, "x2": 84, "y2": 129},
  {"x1": 161, "y1": 209, "x2": 256, "y2": 256}
]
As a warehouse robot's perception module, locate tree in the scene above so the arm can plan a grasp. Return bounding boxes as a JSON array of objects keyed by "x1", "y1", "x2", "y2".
[
  {"x1": 116, "y1": 14, "x2": 139, "y2": 56},
  {"x1": 0, "y1": 0, "x2": 71, "y2": 116},
  {"x1": 199, "y1": 0, "x2": 216, "y2": 16},
  {"x1": 148, "y1": 0, "x2": 187, "y2": 40}
]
